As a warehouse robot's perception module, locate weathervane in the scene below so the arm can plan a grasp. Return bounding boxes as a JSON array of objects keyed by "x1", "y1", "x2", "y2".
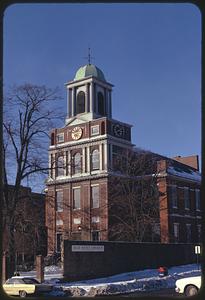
[{"x1": 84, "y1": 47, "x2": 94, "y2": 65}]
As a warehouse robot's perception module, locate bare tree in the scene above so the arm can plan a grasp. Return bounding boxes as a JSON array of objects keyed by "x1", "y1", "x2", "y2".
[
  {"x1": 3, "y1": 83, "x2": 63, "y2": 276},
  {"x1": 108, "y1": 149, "x2": 164, "y2": 242}
]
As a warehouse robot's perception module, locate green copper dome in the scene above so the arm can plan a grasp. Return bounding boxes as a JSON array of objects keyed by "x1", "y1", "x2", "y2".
[{"x1": 74, "y1": 64, "x2": 106, "y2": 82}]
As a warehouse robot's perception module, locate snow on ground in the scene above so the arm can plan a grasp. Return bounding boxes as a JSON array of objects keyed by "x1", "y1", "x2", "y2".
[{"x1": 20, "y1": 264, "x2": 201, "y2": 297}]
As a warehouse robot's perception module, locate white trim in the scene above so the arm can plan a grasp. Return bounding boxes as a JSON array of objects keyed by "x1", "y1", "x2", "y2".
[{"x1": 72, "y1": 186, "x2": 81, "y2": 189}]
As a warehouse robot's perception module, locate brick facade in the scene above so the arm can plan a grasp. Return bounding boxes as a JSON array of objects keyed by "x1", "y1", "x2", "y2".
[{"x1": 45, "y1": 64, "x2": 201, "y2": 255}]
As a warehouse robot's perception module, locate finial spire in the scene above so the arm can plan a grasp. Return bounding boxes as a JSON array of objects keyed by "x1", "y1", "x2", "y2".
[{"x1": 84, "y1": 47, "x2": 94, "y2": 65}]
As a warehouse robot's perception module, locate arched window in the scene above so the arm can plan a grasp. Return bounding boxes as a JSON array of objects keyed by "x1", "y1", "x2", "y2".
[
  {"x1": 98, "y1": 92, "x2": 105, "y2": 116},
  {"x1": 51, "y1": 133, "x2": 55, "y2": 145},
  {"x1": 76, "y1": 91, "x2": 85, "y2": 114},
  {"x1": 73, "y1": 152, "x2": 81, "y2": 174},
  {"x1": 91, "y1": 149, "x2": 100, "y2": 170},
  {"x1": 57, "y1": 156, "x2": 64, "y2": 177}
]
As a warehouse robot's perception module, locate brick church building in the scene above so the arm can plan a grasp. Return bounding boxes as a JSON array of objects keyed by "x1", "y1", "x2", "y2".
[{"x1": 45, "y1": 63, "x2": 201, "y2": 255}]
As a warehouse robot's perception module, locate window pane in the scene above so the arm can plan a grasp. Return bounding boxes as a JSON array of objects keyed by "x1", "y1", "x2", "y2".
[
  {"x1": 56, "y1": 191, "x2": 63, "y2": 211},
  {"x1": 92, "y1": 231, "x2": 100, "y2": 241},
  {"x1": 76, "y1": 91, "x2": 85, "y2": 114},
  {"x1": 184, "y1": 187, "x2": 190, "y2": 209},
  {"x1": 73, "y1": 188, "x2": 81, "y2": 209},
  {"x1": 57, "y1": 156, "x2": 64, "y2": 176},
  {"x1": 56, "y1": 233, "x2": 62, "y2": 252},
  {"x1": 98, "y1": 92, "x2": 105, "y2": 116},
  {"x1": 195, "y1": 189, "x2": 200, "y2": 210},
  {"x1": 171, "y1": 186, "x2": 177, "y2": 208},
  {"x1": 74, "y1": 153, "x2": 81, "y2": 174},
  {"x1": 92, "y1": 149, "x2": 100, "y2": 170},
  {"x1": 91, "y1": 186, "x2": 99, "y2": 208}
]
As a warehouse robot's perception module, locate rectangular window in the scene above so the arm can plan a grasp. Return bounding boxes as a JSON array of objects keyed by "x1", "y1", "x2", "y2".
[
  {"x1": 184, "y1": 187, "x2": 190, "y2": 210},
  {"x1": 186, "y1": 224, "x2": 192, "y2": 243},
  {"x1": 91, "y1": 231, "x2": 100, "y2": 241},
  {"x1": 92, "y1": 216, "x2": 100, "y2": 223},
  {"x1": 195, "y1": 189, "x2": 200, "y2": 211},
  {"x1": 57, "y1": 133, "x2": 64, "y2": 143},
  {"x1": 56, "y1": 233, "x2": 62, "y2": 252},
  {"x1": 73, "y1": 218, "x2": 81, "y2": 225},
  {"x1": 73, "y1": 188, "x2": 81, "y2": 209},
  {"x1": 56, "y1": 219, "x2": 63, "y2": 226},
  {"x1": 91, "y1": 185, "x2": 100, "y2": 208},
  {"x1": 171, "y1": 185, "x2": 177, "y2": 208},
  {"x1": 91, "y1": 125, "x2": 100, "y2": 136},
  {"x1": 56, "y1": 190, "x2": 63, "y2": 212},
  {"x1": 197, "y1": 225, "x2": 201, "y2": 242},
  {"x1": 173, "y1": 223, "x2": 179, "y2": 242}
]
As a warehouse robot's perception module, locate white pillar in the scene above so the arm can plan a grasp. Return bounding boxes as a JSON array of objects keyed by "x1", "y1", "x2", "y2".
[
  {"x1": 67, "y1": 151, "x2": 71, "y2": 177},
  {"x1": 86, "y1": 84, "x2": 89, "y2": 112},
  {"x1": 87, "y1": 147, "x2": 91, "y2": 173},
  {"x1": 99, "y1": 144, "x2": 103, "y2": 171},
  {"x1": 71, "y1": 88, "x2": 75, "y2": 117},
  {"x1": 90, "y1": 83, "x2": 93, "y2": 113},
  {"x1": 110, "y1": 144, "x2": 113, "y2": 170},
  {"x1": 104, "y1": 143, "x2": 108, "y2": 171},
  {"x1": 82, "y1": 148, "x2": 86, "y2": 173}
]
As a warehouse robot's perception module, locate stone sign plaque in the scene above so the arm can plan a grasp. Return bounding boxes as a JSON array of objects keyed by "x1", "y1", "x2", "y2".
[{"x1": 72, "y1": 245, "x2": 104, "y2": 252}]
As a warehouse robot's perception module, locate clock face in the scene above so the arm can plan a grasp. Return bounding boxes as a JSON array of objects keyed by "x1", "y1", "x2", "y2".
[
  {"x1": 113, "y1": 124, "x2": 124, "y2": 137},
  {"x1": 71, "y1": 126, "x2": 83, "y2": 140}
]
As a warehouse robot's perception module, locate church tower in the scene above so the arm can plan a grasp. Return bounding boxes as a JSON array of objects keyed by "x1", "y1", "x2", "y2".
[{"x1": 46, "y1": 63, "x2": 133, "y2": 255}]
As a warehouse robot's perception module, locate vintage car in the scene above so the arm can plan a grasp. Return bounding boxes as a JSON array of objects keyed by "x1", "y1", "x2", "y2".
[
  {"x1": 3, "y1": 276, "x2": 53, "y2": 297},
  {"x1": 175, "y1": 276, "x2": 201, "y2": 296}
]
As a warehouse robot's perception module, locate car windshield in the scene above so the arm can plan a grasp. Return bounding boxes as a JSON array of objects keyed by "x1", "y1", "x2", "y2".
[{"x1": 22, "y1": 278, "x2": 40, "y2": 284}]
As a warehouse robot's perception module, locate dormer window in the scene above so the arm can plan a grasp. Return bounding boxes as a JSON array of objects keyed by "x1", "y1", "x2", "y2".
[{"x1": 76, "y1": 91, "x2": 85, "y2": 114}]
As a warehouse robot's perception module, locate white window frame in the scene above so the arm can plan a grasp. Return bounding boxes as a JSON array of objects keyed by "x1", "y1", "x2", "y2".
[
  {"x1": 56, "y1": 190, "x2": 63, "y2": 212},
  {"x1": 173, "y1": 223, "x2": 179, "y2": 242},
  {"x1": 91, "y1": 185, "x2": 100, "y2": 209},
  {"x1": 73, "y1": 152, "x2": 82, "y2": 174},
  {"x1": 73, "y1": 187, "x2": 81, "y2": 210},
  {"x1": 57, "y1": 155, "x2": 65, "y2": 177},
  {"x1": 91, "y1": 125, "x2": 100, "y2": 136},
  {"x1": 57, "y1": 133, "x2": 64, "y2": 143},
  {"x1": 92, "y1": 216, "x2": 100, "y2": 223},
  {"x1": 91, "y1": 149, "x2": 100, "y2": 170},
  {"x1": 73, "y1": 218, "x2": 81, "y2": 225},
  {"x1": 56, "y1": 219, "x2": 63, "y2": 226}
]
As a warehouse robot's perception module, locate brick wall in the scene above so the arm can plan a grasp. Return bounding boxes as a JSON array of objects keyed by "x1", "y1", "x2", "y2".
[{"x1": 63, "y1": 240, "x2": 197, "y2": 281}]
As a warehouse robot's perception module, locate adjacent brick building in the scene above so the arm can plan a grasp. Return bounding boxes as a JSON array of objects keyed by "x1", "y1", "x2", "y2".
[{"x1": 45, "y1": 64, "x2": 201, "y2": 255}]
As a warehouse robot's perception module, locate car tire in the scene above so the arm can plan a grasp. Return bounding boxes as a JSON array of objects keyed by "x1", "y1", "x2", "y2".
[
  {"x1": 19, "y1": 290, "x2": 27, "y2": 298},
  {"x1": 185, "y1": 285, "x2": 198, "y2": 297}
]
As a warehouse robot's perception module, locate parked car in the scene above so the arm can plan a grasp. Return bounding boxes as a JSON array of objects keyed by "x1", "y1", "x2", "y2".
[
  {"x1": 3, "y1": 276, "x2": 53, "y2": 297},
  {"x1": 175, "y1": 276, "x2": 201, "y2": 296}
]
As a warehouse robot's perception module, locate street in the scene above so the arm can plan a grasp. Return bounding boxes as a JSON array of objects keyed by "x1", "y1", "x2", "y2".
[{"x1": 121, "y1": 288, "x2": 183, "y2": 297}]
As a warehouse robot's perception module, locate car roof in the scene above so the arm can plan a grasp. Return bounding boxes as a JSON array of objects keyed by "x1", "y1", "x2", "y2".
[{"x1": 11, "y1": 276, "x2": 35, "y2": 279}]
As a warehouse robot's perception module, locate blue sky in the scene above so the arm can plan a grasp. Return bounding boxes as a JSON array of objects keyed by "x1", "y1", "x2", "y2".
[{"x1": 4, "y1": 3, "x2": 201, "y2": 166}]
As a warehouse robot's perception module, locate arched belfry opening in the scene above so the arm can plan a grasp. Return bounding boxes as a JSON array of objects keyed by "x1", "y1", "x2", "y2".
[
  {"x1": 76, "y1": 91, "x2": 85, "y2": 114},
  {"x1": 65, "y1": 63, "x2": 113, "y2": 122},
  {"x1": 98, "y1": 92, "x2": 105, "y2": 116}
]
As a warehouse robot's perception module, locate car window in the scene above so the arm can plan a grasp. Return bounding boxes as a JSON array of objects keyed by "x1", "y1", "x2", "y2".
[
  {"x1": 22, "y1": 278, "x2": 39, "y2": 284},
  {"x1": 6, "y1": 278, "x2": 23, "y2": 284}
]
